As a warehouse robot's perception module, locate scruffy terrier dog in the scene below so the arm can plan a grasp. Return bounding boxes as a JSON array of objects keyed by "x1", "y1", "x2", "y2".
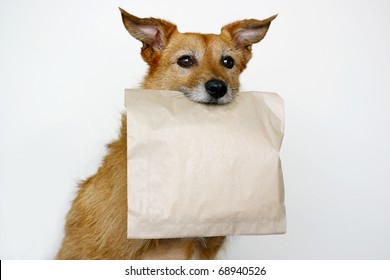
[{"x1": 57, "y1": 8, "x2": 276, "y2": 260}]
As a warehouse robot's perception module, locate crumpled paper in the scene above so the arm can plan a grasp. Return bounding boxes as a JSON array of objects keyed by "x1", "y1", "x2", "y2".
[{"x1": 125, "y1": 89, "x2": 286, "y2": 238}]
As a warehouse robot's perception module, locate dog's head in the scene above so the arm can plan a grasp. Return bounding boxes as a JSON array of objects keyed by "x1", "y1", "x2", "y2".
[{"x1": 120, "y1": 8, "x2": 276, "y2": 104}]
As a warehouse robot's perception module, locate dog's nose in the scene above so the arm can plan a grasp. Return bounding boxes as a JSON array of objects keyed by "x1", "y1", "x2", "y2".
[{"x1": 205, "y1": 79, "x2": 227, "y2": 99}]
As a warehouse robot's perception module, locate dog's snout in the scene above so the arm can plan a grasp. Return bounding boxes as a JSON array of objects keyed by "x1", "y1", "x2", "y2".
[{"x1": 205, "y1": 79, "x2": 227, "y2": 99}]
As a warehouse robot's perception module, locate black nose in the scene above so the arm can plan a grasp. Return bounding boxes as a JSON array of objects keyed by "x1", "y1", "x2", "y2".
[{"x1": 205, "y1": 79, "x2": 227, "y2": 99}]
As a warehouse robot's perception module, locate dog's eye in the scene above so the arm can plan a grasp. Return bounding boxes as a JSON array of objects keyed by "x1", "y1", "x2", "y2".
[
  {"x1": 177, "y1": 55, "x2": 195, "y2": 68},
  {"x1": 221, "y1": 56, "x2": 235, "y2": 69}
]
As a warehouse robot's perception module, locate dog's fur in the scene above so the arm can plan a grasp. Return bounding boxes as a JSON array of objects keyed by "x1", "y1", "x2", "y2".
[{"x1": 56, "y1": 8, "x2": 276, "y2": 260}]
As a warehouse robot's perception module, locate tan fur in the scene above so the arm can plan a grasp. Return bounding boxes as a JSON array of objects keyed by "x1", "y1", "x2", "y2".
[{"x1": 57, "y1": 8, "x2": 276, "y2": 260}]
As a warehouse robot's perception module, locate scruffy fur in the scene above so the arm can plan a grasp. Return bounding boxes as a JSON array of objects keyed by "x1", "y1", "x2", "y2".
[{"x1": 57, "y1": 8, "x2": 276, "y2": 260}]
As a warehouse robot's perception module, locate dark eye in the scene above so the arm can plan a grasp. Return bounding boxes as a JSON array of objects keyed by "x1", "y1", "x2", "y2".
[
  {"x1": 221, "y1": 56, "x2": 235, "y2": 69},
  {"x1": 177, "y1": 55, "x2": 196, "y2": 68}
]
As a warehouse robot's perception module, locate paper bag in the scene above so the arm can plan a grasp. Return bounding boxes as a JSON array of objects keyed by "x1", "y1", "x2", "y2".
[{"x1": 125, "y1": 89, "x2": 286, "y2": 238}]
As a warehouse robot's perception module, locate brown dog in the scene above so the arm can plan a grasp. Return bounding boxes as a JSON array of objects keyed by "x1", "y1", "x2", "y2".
[{"x1": 56, "y1": 8, "x2": 276, "y2": 260}]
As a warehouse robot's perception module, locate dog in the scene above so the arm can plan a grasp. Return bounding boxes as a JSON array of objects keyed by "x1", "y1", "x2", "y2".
[{"x1": 56, "y1": 8, "x2": 276, "y2": 260}]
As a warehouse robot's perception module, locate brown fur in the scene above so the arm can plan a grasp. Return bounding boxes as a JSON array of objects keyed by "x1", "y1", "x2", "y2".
[{"x1": 57, "y1": 8, "x2": 276, "y2": 260}]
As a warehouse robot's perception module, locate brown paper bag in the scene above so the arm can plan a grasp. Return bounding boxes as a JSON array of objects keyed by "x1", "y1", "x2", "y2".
[{"x1": 125, "y1": 89, "x2": 286, "y2": 238}]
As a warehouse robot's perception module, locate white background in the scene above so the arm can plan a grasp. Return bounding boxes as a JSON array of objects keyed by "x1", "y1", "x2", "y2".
[{"x1": 1, "y1": 0, "x2": 389, "y2": 259}]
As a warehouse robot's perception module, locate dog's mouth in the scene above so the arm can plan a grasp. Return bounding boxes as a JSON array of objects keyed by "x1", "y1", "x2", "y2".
[
  {"x1": 183, "y1": 93, "x2": 234, "y2": 105},
  {"x1": 178, "y1": 85, "x2": 237, "y2": 105}
]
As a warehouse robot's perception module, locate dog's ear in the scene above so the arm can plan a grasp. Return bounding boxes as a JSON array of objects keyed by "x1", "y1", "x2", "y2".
[
  {"x1": 119, "y1": 8, "x2": 177, "y2": 64},
  {"x1": 221, "y1": 15, "x2": 277, "y2": 65}
]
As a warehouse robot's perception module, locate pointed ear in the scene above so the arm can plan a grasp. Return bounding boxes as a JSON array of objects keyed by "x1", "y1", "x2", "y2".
[
  {"x1": 119, "y1": 8, "x2": 177, "y2": 63},
  {"x1": 221, "y1": 15, "x2": 277, "y2": 52}
]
